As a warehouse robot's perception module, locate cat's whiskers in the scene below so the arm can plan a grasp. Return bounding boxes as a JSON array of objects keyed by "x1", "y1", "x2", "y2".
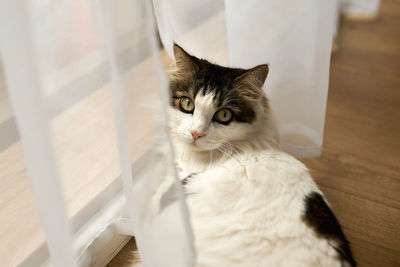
[
  {"x1": 216, "y1": 147, "x2": 238, "y2": 164},
  {"x1": 222, "y1": 141, "x2": 242, "y2": 156},
  {"x1": 218, "y1": 142, "x2": 242, "y2": 164},
  {"x1": 217, "y1": 144, "x2": 250, "y2": 180}
]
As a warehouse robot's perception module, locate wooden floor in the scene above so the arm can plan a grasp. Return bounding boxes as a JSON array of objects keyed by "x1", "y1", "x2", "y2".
[
  {"x1": 110, "y1": 1, "x2": 400, "y2": 266},
  {"x1": 301, "y1": 1, "x2": 400, "y2": 266}
]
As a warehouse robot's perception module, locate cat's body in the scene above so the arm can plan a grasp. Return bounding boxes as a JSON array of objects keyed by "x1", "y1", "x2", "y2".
[
  {"x1": 126, "y1": 45, "x2": 355, "y2": 267},
  {"x1": 181, "y1": 150, "x2": 341, "y2": 267}
]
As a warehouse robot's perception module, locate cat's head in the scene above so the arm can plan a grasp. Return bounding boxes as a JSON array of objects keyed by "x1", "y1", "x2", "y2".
[{"x1": 168, "y1": 44, "x2": 277, "y2": 152}]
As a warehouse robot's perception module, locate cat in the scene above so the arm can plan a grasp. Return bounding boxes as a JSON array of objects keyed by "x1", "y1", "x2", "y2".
[
  {"x1": 167, "y1": 44, "x2": 355, "y2": 267},
  {"x1": 124, "y1": 44, "x2": 356, "y2": 267}
]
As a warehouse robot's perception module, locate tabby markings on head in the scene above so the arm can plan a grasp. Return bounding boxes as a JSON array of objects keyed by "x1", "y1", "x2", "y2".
[{"x1": 169, "y1": 44, "x2": 269, "y2": 124}]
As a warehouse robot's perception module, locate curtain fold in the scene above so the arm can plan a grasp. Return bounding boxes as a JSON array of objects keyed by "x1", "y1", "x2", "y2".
[
  {"x1": 0, "y1": 1, "x2": 76, "y2": 266},
  {"x1": 99, "y1": 0, "x2": 195, "y2": 266}
]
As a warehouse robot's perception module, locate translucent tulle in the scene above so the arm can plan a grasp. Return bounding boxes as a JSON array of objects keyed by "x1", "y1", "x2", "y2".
[
  {"x1": 153, "y1": 0, "x2": 336, "y2": 157},
  {"x1": 0, "y1": 0, "x2": 194, "y2": 266}
]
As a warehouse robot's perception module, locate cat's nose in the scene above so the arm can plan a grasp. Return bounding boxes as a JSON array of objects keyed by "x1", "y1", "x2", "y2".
[{"x1": 190, "y1": 130, "x2": 205, "y2": 142}]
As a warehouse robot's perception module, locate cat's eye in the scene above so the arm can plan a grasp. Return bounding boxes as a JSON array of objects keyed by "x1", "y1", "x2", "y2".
[
  {"x1": 214, "y1": 108, "x2": 233, "y2": 124},
  {"x1": 179, "y1": 97, "x2": 195, "y2": 113}
]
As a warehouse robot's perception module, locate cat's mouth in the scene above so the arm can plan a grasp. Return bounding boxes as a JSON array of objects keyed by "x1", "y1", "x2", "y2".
[
  {"x1": 186, "y1": 139, "x2": 220, "y2": 152},
  {"x1": 190, "y1": 141, "x2": 205, "y2": 150}
]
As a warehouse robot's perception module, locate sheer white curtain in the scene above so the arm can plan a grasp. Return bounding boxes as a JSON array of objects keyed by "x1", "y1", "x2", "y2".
[
  {"x1": 153, "y1": 0, "x2": 337, "y2": 157},
  {"x1": 1, "y1": 0, "x2": 366, "y2": 266},
  {"x1": 0, "y1": 0, "x2": 194, "y2": 266}
]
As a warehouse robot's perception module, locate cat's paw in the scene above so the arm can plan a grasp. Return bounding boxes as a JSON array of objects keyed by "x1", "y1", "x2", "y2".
[{"x1": 181, "y1": 172, "x2": 197, "y2": 186}]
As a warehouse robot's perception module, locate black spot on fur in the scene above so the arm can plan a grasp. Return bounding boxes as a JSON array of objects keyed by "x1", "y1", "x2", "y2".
[{"x1": 303, "y1": 192, "x2": 356, "y2": 267}]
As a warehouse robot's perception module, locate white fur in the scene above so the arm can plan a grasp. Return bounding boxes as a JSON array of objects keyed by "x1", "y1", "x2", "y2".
[
  {"x1": 184, "y1": 151, "x2": 340, "y2": 267},
  {"x1": 168, "y1": 91, "x2": 278, "y2": 176},
  {"x1": 165, "y1": 91, "x2": 344, "y2": 266}
]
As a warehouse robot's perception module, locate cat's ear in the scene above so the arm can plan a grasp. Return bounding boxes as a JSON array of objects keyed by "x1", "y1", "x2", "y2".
[
  {"x1": 236, "y1": 64, "x2": 269, "y2": 88},
  {"x1": 173, "y1": 44, "x2": 199, "y2": 73},
  {"x1": 234, "y1": 64, "x2": 269, "y2": 100}
]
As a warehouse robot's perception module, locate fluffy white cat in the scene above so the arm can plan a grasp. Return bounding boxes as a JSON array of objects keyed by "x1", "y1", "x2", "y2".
[
  {"x1": 167, "y1": 44, "x2": 355, "y2": 267},
  {"x1": 127, "y1": 44, "x2": 355, "y2": 267}
]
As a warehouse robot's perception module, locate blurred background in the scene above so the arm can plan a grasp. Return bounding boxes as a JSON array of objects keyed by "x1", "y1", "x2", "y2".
[{"x1": 0, "y1": 0, "x2": 399, "y2": 266}]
